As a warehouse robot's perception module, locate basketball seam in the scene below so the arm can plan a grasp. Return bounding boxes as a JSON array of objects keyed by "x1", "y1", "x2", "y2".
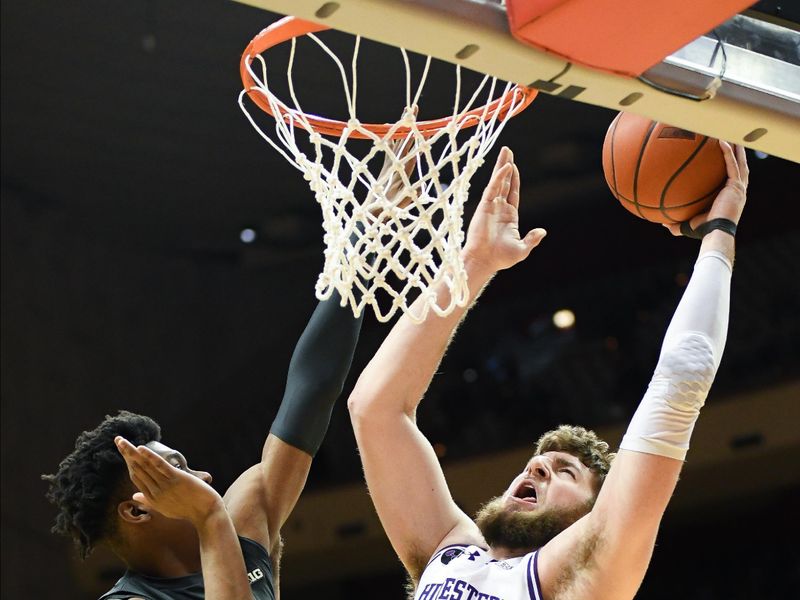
[
  {"x1": 608, "y1": 114, "x2": 621, "y2": 200},
  {"x1": 615, "y1": 186, "x2": 721, "y2": 210},
  {"x1": 632, "y1": 119, "x2": 658, "y2": 220},
  {"x1": 658, "y1": 136, "x2": 711, "y2": 221}
]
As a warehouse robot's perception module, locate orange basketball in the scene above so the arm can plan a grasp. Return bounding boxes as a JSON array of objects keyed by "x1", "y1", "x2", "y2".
[{"x1": 602, "y1": 112, "x2": 726, "y2": 224}]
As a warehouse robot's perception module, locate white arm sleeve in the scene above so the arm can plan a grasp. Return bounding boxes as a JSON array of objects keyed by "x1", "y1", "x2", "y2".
[{"x1": 620, "y1": 250, "x2": 732, "y2": 460}]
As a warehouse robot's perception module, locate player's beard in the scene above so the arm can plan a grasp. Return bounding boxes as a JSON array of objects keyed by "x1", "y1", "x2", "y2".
[{"x1": 475, "y1": 496, "x2": 593, "y2": 551}]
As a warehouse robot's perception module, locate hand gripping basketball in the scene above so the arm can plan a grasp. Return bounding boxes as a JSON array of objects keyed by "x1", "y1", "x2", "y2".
[
  {"x1": 663, "y1": 141, "x2": 749, "y2": 238},
  {"x1": 602, "y1": 112, "x2": 728, "y2": 224}
]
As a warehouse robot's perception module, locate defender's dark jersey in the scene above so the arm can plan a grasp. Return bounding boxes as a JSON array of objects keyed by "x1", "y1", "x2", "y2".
[{"x1": 99, "y1": 536, "x2": 274, "y2": 600}]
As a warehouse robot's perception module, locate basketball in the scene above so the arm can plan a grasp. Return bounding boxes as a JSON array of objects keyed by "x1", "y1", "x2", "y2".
[{"x1": 602, "y1": 112, "x2": 727, "y2": 224}]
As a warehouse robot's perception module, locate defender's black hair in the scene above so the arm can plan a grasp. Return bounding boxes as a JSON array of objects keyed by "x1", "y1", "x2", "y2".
[{"x1": 42, "y1": 411, "x2": 161, "y2": 558}]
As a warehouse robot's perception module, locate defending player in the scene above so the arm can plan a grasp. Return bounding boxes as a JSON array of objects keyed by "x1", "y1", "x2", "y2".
[
  {"x1": 42, "y1": 138, "x2": 421, "y2": 599},
  {"x1": 348, "y1": 143, "x2": 748, "y2": 599},
  {"x1": 43, "y1": 283, "x2": 365, "y2": 599}
]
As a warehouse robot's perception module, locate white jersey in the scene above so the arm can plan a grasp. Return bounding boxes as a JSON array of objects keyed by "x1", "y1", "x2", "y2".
[{"x1": 414, "y1": 544, "x2": 543, "y2": 600}]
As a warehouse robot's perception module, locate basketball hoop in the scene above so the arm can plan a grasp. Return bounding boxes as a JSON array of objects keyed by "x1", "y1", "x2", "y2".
[{"x1": 239, "y1": 16, "x2": 536, "y2": 322}]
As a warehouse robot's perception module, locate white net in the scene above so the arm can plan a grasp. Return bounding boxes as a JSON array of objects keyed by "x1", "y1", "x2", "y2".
[{"x1": 239, "y1": 30, "x2": 530, "y2": 323}]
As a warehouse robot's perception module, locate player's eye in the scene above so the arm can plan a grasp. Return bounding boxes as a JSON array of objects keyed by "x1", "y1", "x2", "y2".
[{"x1": 560, "y1": 468, "x2": 576, "y2": 479}]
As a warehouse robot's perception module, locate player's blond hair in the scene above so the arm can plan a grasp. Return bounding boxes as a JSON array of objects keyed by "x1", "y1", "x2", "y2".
[{"x1": 534, "y1": 425, "x2": 616, "y2": 492}]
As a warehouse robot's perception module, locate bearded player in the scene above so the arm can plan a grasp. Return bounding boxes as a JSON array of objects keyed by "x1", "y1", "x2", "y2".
[{"x1": 348, "y1": 142, "x2": 748, "y2": 599}]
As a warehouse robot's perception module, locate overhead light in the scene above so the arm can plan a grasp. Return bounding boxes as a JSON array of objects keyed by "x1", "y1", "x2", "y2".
[
  {"x1": 433, "y1": 442, "x2": 447, "y2": 458},
  {"x1": 462, "y1": 368, "x2": 478, "y2": 383},
  {"x1": 141, "y1": 34, "x2": 157, "y2": 53},
  {"x1": 552, "y1": 309, "x2": 575, "y2": 329},
  {"x1": 753, "y1": 150, "x2": 769, "y2": 160},
  {"x1": 239, "y1": 228, "x2": 257, "y2": 244}
]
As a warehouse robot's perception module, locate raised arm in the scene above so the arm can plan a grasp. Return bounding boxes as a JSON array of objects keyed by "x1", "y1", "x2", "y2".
[
  {"x1": 223, "y1": 293, "x2": 364, "y2": 557},
  {"x1": 539, "y1": 141, "x2": 748, "y2": 600},
  {"x1": 348, "y1": 148, "x2": 547, "y2": 580},
  {"x1": 115, "y1": 437, "x2": 252, "y2": 600},
  {"x1": 223, "y1": 137, "x2": 417, "y2": 568}
]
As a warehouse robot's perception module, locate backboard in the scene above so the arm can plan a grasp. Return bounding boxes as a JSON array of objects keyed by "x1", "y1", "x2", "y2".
[{"x1": 233, "y1": 0, "x2": 800, "y2": 163}]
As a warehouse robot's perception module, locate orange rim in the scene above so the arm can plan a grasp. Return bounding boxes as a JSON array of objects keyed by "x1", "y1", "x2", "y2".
[{"x1": 240, "y1": 16, "x2": 537, "y2": 140}]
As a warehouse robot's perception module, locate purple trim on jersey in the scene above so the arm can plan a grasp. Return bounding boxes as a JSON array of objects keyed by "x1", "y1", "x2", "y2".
[
  {"x1": 526, "y1": 551, "x2": 543, "y2": 600},
  {"x1": 424, "y1": 544, "x2": 470, "y2": 570}
]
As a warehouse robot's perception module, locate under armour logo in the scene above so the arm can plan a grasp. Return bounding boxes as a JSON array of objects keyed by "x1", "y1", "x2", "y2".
[
  {"x1": 441, "y1": 548, "x2": 464, "y2": 565},
  {"x1": 467, "y1": 550, "x2": 480, "y2": 561}
]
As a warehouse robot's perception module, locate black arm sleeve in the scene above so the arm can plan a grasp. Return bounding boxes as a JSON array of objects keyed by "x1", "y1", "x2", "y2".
[{"x1": 269, "y1": 292, "x2": 365, "y2": 456}]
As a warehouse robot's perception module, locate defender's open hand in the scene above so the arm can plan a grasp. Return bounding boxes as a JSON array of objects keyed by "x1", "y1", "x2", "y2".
[
  {"x1": 115, "y1": 436, "x2": 224, "y2": 526},
  {"x1": 463, "y1": 146, "x2": 546, "y2": 272}
]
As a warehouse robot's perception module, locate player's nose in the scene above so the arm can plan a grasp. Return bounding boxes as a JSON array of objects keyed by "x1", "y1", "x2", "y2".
[
  {"x1": 528, "y1": 456, "x2": 550, "y2": 480},
  {"x1": 193, "y1": 469, "x2": 213, "y2": 484}
]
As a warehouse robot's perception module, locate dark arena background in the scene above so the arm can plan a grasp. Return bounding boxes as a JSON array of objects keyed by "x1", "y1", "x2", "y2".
[{"x1": 2, "y1": 1, "x2": 799, "y2": 598}]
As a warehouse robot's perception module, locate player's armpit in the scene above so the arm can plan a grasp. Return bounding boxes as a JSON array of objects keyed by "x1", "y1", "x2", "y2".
[
  {"x1": 223, "y1": 434, "x2": 312, "y2": 554},
  {"x1": 537, "y1": 450, "x2": 682, "y2": 599}
]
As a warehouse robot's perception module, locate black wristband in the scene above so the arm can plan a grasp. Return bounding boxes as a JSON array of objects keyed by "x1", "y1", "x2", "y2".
[{"x1": 679, "y1": 218, "x2": 737, "y2": 239}]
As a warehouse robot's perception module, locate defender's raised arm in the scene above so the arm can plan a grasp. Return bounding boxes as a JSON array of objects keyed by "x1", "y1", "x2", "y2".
[
  {"x1": 223, "y1": 292, "x2": 365, "y2": 564},
  {"x1": 115, "y1": 437, "x2": 252, "y2": 600}
]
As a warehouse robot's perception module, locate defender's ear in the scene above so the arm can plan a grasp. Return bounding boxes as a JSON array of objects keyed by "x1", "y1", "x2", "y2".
[{"x1": 118, "y1": 500, "x2": 151, "y2": 524}]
